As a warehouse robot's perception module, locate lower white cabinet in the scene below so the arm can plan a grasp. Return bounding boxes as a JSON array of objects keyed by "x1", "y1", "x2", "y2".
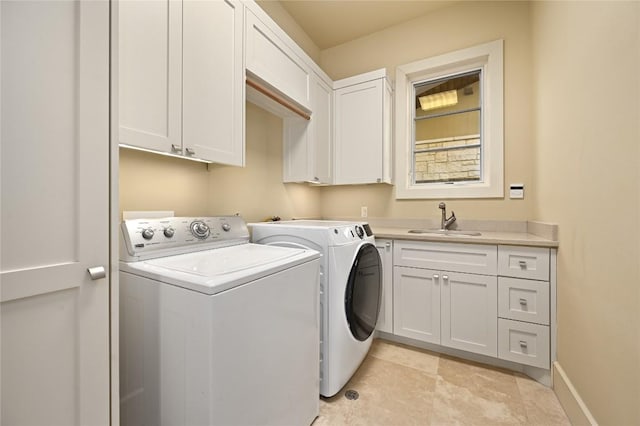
[
  {"x1": 496, "y1": 245, "x2": 552, "y2": 368},
  {"x1": 393, "y1": 266, "x2": 497, "y2": 356},
  {"x1": 375, "y1": 239, "x2": 393, "y2": 333},
  {"x1": 389, "y1": 240, "x2": 554, "y2": 372}
]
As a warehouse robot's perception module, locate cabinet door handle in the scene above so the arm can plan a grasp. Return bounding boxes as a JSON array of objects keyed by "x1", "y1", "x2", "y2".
[
  {"x1": 442, "y1": 275, "x2": 449, "y2": 283},
  {"x1": 519, "y1": 298, "x2": 528, "y2": 306},
  {"x1": 519, "y1": 340, "x2": 528, "y2": 348},
  {"x1": 185, "y1": 147, "x2": 196, "y2": 156},
  {"x1": 518, "y1": 260, "x2": 527, "y2": 269},
  {"x1": 433, "y1": 274, "x2": 439, "y2": 284},
  {"x1": 171, "y1": 144, "x2": 182, "y2": 153},
  {"x1": 385, "y1": 242, "x2": 391, "y2": 248},
  {"x1": 87, "y1": 266, "x2": 106, "y2": 280}
]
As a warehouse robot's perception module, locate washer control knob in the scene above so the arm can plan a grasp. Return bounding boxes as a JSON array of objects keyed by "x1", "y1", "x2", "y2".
[
  {"x1": 141, "y1": 228, "x2": 154, "y2": 240},
  {"x1": 190, "y1": 221, "x2": 210, "y2": 239},
  {"x1": 355, "y1": 225, "x2": 364, "y2": 239},
  {"x1": 163, "y1": 227, "x2": 175, "y2": 238},
  {"x1": 221, "y1": 223, "x2": 231, "y2": 232}
]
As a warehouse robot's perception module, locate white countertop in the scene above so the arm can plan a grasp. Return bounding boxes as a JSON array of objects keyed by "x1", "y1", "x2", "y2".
[{"x1": 373, "y1": 226, "x2": 558, "y2": 248}]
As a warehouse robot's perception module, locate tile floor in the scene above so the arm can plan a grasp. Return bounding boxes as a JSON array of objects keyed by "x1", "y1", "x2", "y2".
[{"x1": 314, "y1": 339, "x2": 570, "y2": 426}]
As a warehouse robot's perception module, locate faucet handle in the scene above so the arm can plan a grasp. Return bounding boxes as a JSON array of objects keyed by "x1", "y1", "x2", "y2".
[{"x1": 438, "y1": 202, "x2": 446, "y2": 209}]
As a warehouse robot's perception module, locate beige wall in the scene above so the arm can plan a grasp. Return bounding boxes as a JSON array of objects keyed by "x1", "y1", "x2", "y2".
[
  {"x1": 255, "y1": 0, "x2": 321, "y2": 63},
  {"x1": 206, "y1": 102, "x2": 322, "y2": 222},
  {"x1": 119, "y1": 103, "x2": 322, "y2": 222},
  {"x1": 317, "y1": 1, "x2": 533, "y2": 221},
  {"x1": 119, "y1": 148, "x2": 210, "y2": 217},
  {"x1": 531, "y1": 2, "x2": 640, "y2": 425}
]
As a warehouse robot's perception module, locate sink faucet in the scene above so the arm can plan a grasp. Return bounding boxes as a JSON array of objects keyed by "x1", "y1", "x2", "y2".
[{"x1": 439, "y1": 202, "x2": 456, "y2": 230}]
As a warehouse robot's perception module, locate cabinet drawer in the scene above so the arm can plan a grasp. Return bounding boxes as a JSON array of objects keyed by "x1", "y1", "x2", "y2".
[
  {"x1": 498, "y1": 319, "x2": 549, "y2": 369},
  {"x1": 498, "y1": 245, "x2": 549, "y2": 280},
  {"x1": 498, "y1": 277, "x2": 549, "y2": 325},
  {"x1": 394, "y1": 241, "x2": 497, "y2": 275}
]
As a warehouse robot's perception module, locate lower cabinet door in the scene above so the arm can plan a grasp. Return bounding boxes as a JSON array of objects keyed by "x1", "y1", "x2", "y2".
[
  {"x1": 393, "y1": 266, "x2": 440, "y2": 344},
  {"x1": 375, "y1": 239, "x2": 393, "y2": 334},
  {"x1": 441, "y1": 272, "x2": 498, "y2": 357}
]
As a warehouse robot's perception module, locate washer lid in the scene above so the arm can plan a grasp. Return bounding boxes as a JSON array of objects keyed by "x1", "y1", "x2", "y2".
[{"x1": 120, "y1": 243, "x2": 319, "y2": 295}]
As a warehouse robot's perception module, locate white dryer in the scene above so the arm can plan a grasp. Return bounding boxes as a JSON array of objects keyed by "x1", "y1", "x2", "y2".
[
  {"x1": 119, "y1": 216, "x2": 320, "y2": 426},
  {"x1": 250, "y1": 220, "x2": 382, "y2": 397}
]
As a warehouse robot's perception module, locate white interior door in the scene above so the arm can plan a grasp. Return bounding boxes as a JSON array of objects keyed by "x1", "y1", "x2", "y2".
[{"x1": 1, "y1": 1, "x2": 110, "y2": 424}]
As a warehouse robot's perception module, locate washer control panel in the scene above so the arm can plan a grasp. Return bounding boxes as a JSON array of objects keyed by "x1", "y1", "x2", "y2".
[{"x1": 121, "y1": 216, "x2": 249, "y2": 261}]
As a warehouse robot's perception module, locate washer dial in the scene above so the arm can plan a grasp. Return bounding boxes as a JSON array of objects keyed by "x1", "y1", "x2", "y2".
[
  {"x1": 355, "y1": 225, "x2": 364, "y2": 239},
  {"x1": 190, "y1": 221, "x2": 210, "y2": 239},
  {"x1": 163, "y1": 227, "x2": 175, "y2": 238},
  {"x1": 141, "y1": 228, "x2": 154, "y2": 240}
]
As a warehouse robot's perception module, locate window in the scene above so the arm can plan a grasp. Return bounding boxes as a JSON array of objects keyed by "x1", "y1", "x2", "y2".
[{"x1": 395, "y1": 40, "x2": 503, "y2": 199}]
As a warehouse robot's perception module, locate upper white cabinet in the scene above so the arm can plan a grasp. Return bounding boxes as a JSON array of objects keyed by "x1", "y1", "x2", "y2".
[
  {"x1": 333, "y1": 69, "x2": 393, "y2": 185},
  {"x1": 245, "y1": 9, "x2": 311, "y2": 112},
  {"x1": 283, "y1": 73, "x2": 333, "y2": 184},
  {"x1": 119, "y1": 0, "x2": 182, "y2": 154},
  {"x1": 119, "y1": 0, "x2": 245, "y2": 165},
  {"x1": 182, "y1": 0, "x2": 245, "y2": 165}
]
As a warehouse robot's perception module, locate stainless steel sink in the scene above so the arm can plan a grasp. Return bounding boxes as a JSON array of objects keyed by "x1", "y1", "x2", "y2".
[{"x1": 408, "y1": 229, "x2": 482, "y2": 237}]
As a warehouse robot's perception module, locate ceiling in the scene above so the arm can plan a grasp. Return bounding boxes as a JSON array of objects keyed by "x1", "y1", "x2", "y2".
[{"x1": 277, "y1": 0, "x2": 457, "y2": 50}]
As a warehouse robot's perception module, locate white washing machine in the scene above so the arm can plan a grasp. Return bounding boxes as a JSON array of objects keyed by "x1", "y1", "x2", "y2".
[
  {"x1": 250, "y1": 220, "x2": 382, "y2": 397},
  {"x1": 119, "y1": 216, "x2": 321, "y2": 426}
]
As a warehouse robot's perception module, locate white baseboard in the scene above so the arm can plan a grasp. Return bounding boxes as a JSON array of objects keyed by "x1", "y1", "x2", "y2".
[{"x1": 553, "y1": 362, "x2": 599, "y2": 425}]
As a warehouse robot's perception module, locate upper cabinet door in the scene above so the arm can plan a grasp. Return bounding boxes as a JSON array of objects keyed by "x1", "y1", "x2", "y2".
[
  {"x1": 245, "y1": 10, "x2": 311, "y2": 112},
  {"x1": 1, "y1": 1, "x2": 110, "y2": 424},
  {"x1": 282, "y1": 73, "x2": 332, "y2": 184},
  {"x1": 334, "y1": 79, "x2": 383, "y2": 184},
  {"x1": 333, "y1": 70, "x2": 393, "y2": 185},
  {"x1": 311, "y1": 76, "x2": 333, "y2": 184},
  {"x1": 183, "y1": 0, "x2": 245, "y2": 166},
  {"x1": 119, "y1": 0, "x2": 182, "y2": 153}
]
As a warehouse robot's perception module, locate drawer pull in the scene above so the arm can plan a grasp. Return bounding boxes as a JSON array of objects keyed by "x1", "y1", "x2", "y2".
[
  {"x1": 442, "y1": 275, "x2": 449, "y2": 284},
  {"x1": 433, "y1": 274, "x2": 439, "y2": 283},
  {"x1": 518, "y1": 260, "x2": 527, "y2": 269},
  {"x1": 519, "y1": 340, "x2": 528, "y2": 348},
  {"x1": 519, "y1": 298, "x2": 528, "y2": 306}
]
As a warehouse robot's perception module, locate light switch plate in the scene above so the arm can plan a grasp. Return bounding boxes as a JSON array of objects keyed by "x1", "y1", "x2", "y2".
[{"x1": 509, "y1": 184, "x2": 524, "y2": 199}]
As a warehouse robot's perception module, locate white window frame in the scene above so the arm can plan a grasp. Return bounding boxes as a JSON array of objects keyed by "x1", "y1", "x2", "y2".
[{"x1": 395, "y1": 39, "x2": 504, "y2": 199}]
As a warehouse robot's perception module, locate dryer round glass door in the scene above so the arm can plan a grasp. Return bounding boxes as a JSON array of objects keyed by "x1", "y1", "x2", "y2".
[{"x1": 344, "y1": 243, "x2": 382, "y2": 341}]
